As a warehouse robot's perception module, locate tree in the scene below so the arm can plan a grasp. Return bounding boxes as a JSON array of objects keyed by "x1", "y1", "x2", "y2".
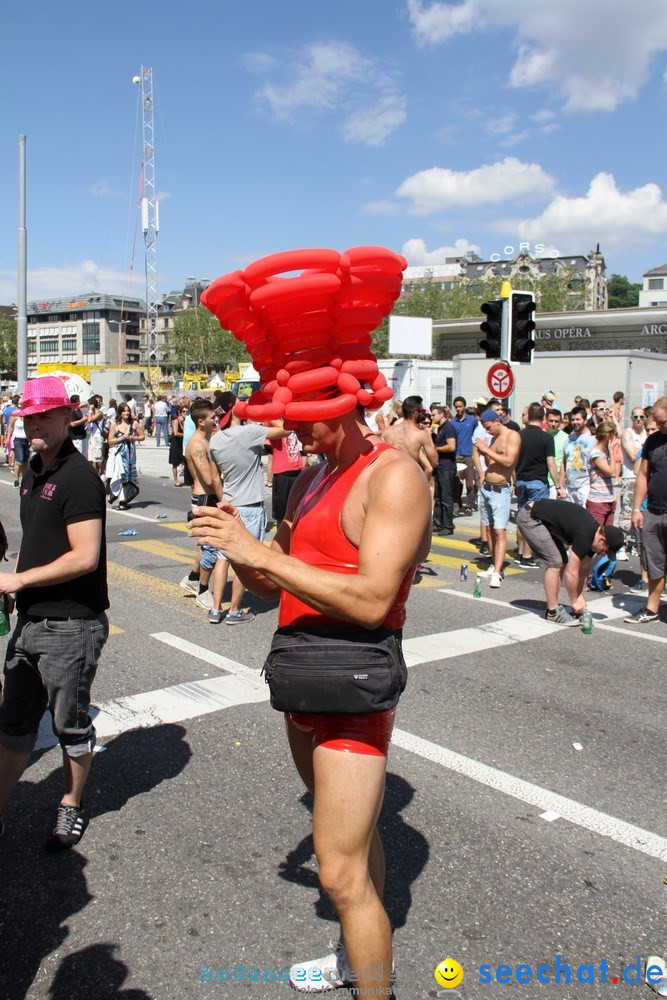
[
  {"x1": 167, "y1": 306, "x2": 249, "y2": 372},
  {"x1": 0, "y1": 313, "x2": 17, "y2": 377},
  {"x1": 607, "y1": 273, "x2": 641, "y2": 309}
]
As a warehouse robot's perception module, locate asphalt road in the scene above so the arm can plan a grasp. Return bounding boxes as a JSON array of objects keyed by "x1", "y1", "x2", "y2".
[{"x1": 0, "y1": 458, "x2": 665, "y2": 1000}]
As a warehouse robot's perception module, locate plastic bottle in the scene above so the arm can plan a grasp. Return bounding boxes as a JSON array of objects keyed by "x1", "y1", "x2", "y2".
[
  {"x1": 473, "y1": 575, "x2": 482, "y2": 598},
  {"x1": 0, "y1": 595, "x2": 10, "y2": 636},
  {"x1": 580, "y1": 610, "x2": 593, "y2": 634},
  {"x1": 118, "y1": 529, "x2": 138, "y2": 536},
  {"x1": 460, "y1": 562, "x2": 468, "y2": 582}
]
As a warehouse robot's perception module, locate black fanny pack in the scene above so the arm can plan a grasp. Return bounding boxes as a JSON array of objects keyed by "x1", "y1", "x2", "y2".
[{"x1": 261, "y1": 625, "x2": 407, "y2": 715}]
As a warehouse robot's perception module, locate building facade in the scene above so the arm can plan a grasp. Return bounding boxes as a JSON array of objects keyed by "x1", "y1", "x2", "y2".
[
  {"x1": 639, "y1": 263, "x2": 667, "y2": 308},
  {"x1": 432, "y1": 306, "x2": 667, "y2": 360},
  {"x1": 27, "y1": 293, "x2": 146, "y2": 376},
  {"x1": 403, "y1": 247, "x2": 608, "y2": 312}
]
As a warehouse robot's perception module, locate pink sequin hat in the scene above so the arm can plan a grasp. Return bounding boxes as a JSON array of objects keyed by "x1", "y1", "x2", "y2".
[{"x1": 20, "y1": 376, "x2": 77, "y2": 416}]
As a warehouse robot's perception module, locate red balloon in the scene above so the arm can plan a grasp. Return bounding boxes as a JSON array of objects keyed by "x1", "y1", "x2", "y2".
[
  {"x1": 337, "y1": 372, "x2": 361, "y2": 395},
  {"x1": 341, "y1": 360, "x2": 378, "y2": 379},
  {"x1": 247, "y1": 402, "x2": 285, "y2": 421},
  {"x1": 244, "y1": 249, "x2": 341, "y2": 285},
  {"x1": 357, "y1": 389, "x2": 373, "y2": 407},
  {"x1": 288, "y1": 366, "x2": 339, "y2": 395},
  {"x1": 234, "y1": 400, "x2": 249, "y2": 419},
  {"x1": 344, "y1": 246, "x2": 407, "y2": 274},
  {"x1": 284, "y1": 393, "x2": 358, "y2": 422}
]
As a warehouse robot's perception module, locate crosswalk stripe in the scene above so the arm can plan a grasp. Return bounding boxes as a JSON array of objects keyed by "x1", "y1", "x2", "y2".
[
  {"x1": 390, "y1": 729, "x2": 667, "y2": 861},
  {"x1": 430, "y1": 534, "x2": 516, "y2": 552}
]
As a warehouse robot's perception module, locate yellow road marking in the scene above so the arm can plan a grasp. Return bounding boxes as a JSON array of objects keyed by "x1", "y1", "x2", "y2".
[
  {"x1": 107, "y1": 562, "x2": 223, "y2": 619},
  {"x1": 121, "y1": 538, "x2": 194, "y2": 565},
  {"x1": 425, "y1": 551, "x2": 522, "y2": 575},
  {"x1": 109, "y1": 624, "x2": 124, "y2": 635}
]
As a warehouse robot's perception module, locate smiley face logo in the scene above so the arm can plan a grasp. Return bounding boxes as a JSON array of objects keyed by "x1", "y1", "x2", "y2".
[{"x1": 435, "y1": 958, "x2": 464, "y2": 989}]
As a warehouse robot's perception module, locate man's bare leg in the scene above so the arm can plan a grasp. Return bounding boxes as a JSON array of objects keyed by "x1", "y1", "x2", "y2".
[
  {"x1": 312, "y1": 745, "x2": 392, "y2": 995},
  {"x1": 211, "y1": 558, "x2": 230, "y2": 611},
  {"x1": 61, "y1": 749, "x2": 92, "y2": 808},
  {"x1": 490, "y1": 527, "x2": 506, "y2": 573},
  {"x1": 285, "y1": 719, "x2": 386, "y2": 900},
  {"x1": 228, "y1": 575, "x2": 246, "y2": 615}
]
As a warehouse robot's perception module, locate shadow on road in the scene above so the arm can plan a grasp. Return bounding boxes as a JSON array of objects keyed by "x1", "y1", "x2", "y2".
[{"x1": 2, "y1": 724, "x2": 190, "y2": 999}]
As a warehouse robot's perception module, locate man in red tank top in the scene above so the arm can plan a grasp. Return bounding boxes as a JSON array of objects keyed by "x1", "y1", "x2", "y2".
[{"x1": 190, "y1": 406, "x2": 432, "y2": 998}]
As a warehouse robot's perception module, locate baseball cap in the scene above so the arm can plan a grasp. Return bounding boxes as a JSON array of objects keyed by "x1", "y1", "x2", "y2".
[
  {"x1": 480, "y1": 408, "x2": 502, "y2": 424},
  {"x1": 602, "y1": 525, "x2": 624, "y2": 555}
]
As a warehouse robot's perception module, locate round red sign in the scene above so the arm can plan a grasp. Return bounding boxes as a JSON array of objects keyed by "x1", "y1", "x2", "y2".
[{"x1": 486, "y1": 362, "x2": 514, "y2": 399}]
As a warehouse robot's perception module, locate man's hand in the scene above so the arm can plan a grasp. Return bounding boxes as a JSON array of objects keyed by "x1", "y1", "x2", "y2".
[
  {"x1": 0, "y1": 572, "x2": 23, "y2": 596},
  {"x1": 631, "y1": 510, "x2": 644, "y2": 531},
  {"x1": 571, "y1": 595, "x2": 587, "y2": 615},
  {"x1": 188, "y1": 503, "x2": 262, "y2": 567}
]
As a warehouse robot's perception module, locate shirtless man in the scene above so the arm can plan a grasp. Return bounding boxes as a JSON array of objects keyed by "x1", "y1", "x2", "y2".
[
  {"x1": 182, "y1": 399, "x2": 224, "y2": 610},
  {"x1": 189, "y1": 405, "x2": 431, "y2": 1000},
  {"x1": 381, "y1": 395, "x2": 438, "y2": 481},
  {"x1": 472, "y1": 409, "x2": 521, "y2": 587}
]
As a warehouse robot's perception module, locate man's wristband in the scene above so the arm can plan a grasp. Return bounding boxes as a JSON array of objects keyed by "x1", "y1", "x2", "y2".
[{"x1": 632, "y1": 508, "x2": 641, "y2": 512}]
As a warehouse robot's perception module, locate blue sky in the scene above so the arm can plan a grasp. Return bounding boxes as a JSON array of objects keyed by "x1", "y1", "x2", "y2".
[{"x1": 2, "y1": 0, "x2": 667, "y2": 303}]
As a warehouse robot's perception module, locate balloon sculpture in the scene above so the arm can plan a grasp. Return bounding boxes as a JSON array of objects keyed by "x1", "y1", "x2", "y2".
[{"x1": 201, "y1": 246, "x2": 407, "y2": 422}]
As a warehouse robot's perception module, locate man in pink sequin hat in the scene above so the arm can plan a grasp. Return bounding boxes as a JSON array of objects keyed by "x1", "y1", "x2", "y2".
[{"x1": 0, "y1": 376, "x2": 109, "y2": 852}]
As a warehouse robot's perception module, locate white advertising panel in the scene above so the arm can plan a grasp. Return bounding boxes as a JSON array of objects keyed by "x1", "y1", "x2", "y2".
[{"x1": 388, "y1": 315, "x2": 432, "y2": 356}]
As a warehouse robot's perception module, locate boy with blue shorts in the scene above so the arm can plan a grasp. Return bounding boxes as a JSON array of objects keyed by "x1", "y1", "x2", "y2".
[{"x1": 472, "y1": 409, "x2": 521, "y2": 588}]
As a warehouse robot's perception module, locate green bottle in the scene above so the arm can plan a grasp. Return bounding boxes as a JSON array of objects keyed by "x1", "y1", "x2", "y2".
[
  {"x1": 473, "y1": 575, "x2": 482, "y2": 598},
  {"x1": 0, "y1": 596, "x2": 10, "y2": 636}
]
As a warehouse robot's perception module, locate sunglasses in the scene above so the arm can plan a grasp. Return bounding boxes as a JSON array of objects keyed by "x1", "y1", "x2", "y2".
[{"x1": 632, "y1": 413, "x2": 645, "y2": 419}]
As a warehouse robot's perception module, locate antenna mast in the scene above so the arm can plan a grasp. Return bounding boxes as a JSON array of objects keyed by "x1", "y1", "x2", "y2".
[{"x1": 133, "y1": 66, "x2": 160, "y2": 392}]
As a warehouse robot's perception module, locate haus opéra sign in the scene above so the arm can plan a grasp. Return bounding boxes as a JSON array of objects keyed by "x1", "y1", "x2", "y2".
[{"x1": 488, "y1": 242, "x2": 560, "y2": 262}]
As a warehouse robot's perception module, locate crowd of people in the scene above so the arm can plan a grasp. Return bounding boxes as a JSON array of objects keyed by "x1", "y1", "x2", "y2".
[{"x1": 372, "y1": 390, "x2": 667, "y2": 627}]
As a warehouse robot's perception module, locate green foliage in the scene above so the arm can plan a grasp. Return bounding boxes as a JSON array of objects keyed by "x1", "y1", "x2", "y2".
[
  {"x1": 607, "y1": 273, "x2": 641, "y2": 309},
  {"x1": 167, "y1": 306, "x2": 249, "y2": 372},
  {"x1": 0, "y1": 313, "x2": 17, "y2": 377}
]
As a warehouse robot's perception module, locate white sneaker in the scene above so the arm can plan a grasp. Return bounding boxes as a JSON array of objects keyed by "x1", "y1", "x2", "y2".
[
  {"x1": 179, "y1": 574, "x2": 198, "y2": 596},
  {"x1": 477, "y1": 565, "x2": 495, "y2": 578},
  {"x1": 489, "y1": 571, "x2": 503, "y2": 588},
  {"x1": 616, "y1": 546, "x2": 628, "y2": 562},
  {"x1": 195, "y1": 589, "x2": 213, "y2": 610},
  {"x1": 289, "y1": 941, "x2": 351, "y2": 992}
]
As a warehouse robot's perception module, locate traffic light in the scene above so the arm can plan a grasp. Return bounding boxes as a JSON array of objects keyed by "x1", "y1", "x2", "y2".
[
  {"x1": 479, "y1": 299, "x2": 503, "y2": 359},
  {"x1": 509, "y1": 291, "x2": 536, "y2": 364}
]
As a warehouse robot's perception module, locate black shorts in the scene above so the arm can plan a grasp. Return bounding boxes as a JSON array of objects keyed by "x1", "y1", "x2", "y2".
[{"x1": 272, "y1": 471, "x2": 300, "y2": 522}]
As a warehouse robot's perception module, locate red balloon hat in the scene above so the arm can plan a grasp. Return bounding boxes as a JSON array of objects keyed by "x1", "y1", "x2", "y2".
[{"x1": 201, "y1": 246, "x2": 407, "y2": 422}]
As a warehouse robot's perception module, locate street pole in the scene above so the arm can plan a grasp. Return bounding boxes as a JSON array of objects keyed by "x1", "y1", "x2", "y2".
[
  {"x1": 17, "y1": 134, "x2": 27, "y2": 391},
  {"x1": 499, "y1": 280, "x2": 513, "y2": 416}
]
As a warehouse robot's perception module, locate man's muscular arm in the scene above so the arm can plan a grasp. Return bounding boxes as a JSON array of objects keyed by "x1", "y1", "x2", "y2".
[{"x1": 189, "y1": 457, "x2": 432, "y2": 628}]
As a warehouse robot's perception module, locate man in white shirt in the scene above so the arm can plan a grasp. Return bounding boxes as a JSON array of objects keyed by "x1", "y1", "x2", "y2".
[{"x1": 207, "y1": 393, "x2": 289, "y2": 624}]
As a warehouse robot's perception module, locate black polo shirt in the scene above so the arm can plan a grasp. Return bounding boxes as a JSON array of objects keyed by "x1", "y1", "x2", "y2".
[{"x1": 17, "y1": 438, "x2": 109, "y2": 618}]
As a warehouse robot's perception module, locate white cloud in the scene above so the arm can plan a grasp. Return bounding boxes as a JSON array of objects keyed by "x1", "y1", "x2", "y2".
[
  {"x1": 402, "y1": 237, "x2": 481, "y2": 264},
  {"x1": 246, "y1": 40, "x2": 406, "y2": 145},
  {"x1": 396, "y1": 157, "x2": 555, "y2": 213},
  {"x1": 517, "y1": 173, "x2": 667, "y2": 249},
  {"x1": 341, "y1": 95, "x2": 407, "y2": 147},
  {"x1": 407, "y1": 0, "x2": 667, "y2": 111},
  {"x1": 90, "y1": 181, "x2": 123, "y2": 198},
  {"x1": 363, "y1": 199, "x2": 401, "y2": 216},
  {"x1": 0, "y1": 261, "x2": 137, "y2": 303}
]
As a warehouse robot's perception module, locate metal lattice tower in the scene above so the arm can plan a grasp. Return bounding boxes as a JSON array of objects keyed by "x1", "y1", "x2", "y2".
[{"x1": 134, "y1": 66, "x2": 160, "y2": 390}]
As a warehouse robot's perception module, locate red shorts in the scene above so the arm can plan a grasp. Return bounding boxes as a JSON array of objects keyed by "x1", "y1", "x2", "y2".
[{"x1": 286, "y1": 708, "x2": 396, "y2": 757}]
